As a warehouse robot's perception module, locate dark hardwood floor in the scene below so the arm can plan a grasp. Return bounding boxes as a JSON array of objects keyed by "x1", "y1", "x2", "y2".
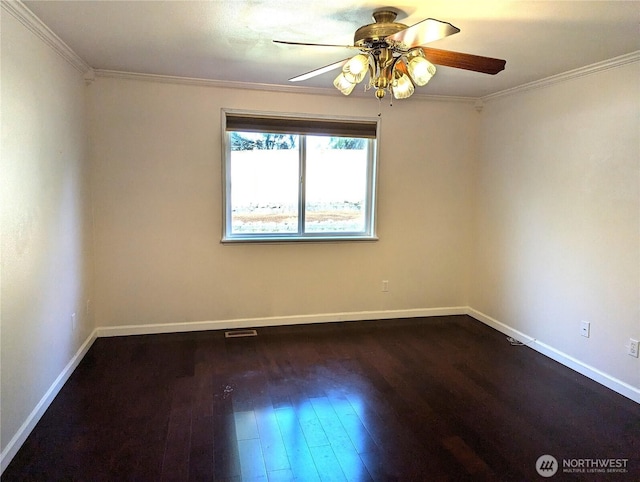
[{"x1": 4, "y1": 315, "x2": 640, "y2": 481}]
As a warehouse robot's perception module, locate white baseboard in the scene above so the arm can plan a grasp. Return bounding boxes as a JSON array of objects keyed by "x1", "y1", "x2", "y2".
[
  {"x1": 0, "y1": 329, "x2": 98, "y2": 473},
  {"x1": 95, "y1": 306, "x2": 468, "y2": 337},
  {"x1": 466, "y1": 308, "x2": 640, "y2": 404}
]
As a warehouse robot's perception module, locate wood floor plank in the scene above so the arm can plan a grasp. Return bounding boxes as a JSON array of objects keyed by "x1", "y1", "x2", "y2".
[
  {"x1": 237, "y1": 437, "x2": 268, "y2": 481},
  {"x1": 442, "y1": 435, "x2": 494, "y2": 477},
  {"x1": 308, "y1": 444, "x2": 348, "y2": 482},
  {"x1": 274, "y1": 405, "x2": 322, "y2": 482},
  {"x1": 234, "y1": 410, "x2": 260, "y2": 441},
  {"x1": 188, "y1": 414, "x2": 214, "y2": 481},
  {"x1": 267, "y1": 468, "x2": 295, "y2": 481},
  {"x1": 161, "y1": 407, "x2": 192, "y2": 481},
  {"x1": 212, "y1": 395, "x2": 241, "y2": 480},
  {"x1": 254, "y1": 405, "x2": 290, "y2": 473}
]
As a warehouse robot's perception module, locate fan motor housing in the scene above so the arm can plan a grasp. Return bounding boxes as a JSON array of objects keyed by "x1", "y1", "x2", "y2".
[{"x1": 354, "y1": 9, "x2": 407, "y2": 48}]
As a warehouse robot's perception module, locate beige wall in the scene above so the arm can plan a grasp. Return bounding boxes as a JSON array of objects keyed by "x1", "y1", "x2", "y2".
[
  {"x1": 472, "y1": 61, "x2": 640, "y2": 389},
  {"x1": 2, "y1": 5, "x2": 638, "y2": 471},
  {"x1": 1, "y1": 13, "x2": 94, "y2": 458},
  {"x1": 88, "y1": 78, "x2": 477, "y2": 328}
]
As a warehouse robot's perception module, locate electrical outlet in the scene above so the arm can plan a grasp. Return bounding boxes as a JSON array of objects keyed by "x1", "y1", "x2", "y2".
[
  {"x1": 629, "y1": 339, "x2": 639, "y2": 358},
  {"x1": 71, "y1": 312, "x2": 77, "y2": 331},
  {"x1": 86, "y1": 299, "x2": 91, "y2": 317},
  {"x1": 381, "y1": 280, "x2": 389, "y2": 292},
  {"x1": 580, "y1": 321, "x2": 590, "y2": 338}
]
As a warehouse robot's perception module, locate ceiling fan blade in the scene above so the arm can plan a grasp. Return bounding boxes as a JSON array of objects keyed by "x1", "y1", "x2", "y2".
[
  {"x1": 274, "y1": 40, "x2": 359, "y2": 49},
  {"x1": 422, "y1": 47, "x2": 506, "y2": 75},
  {"x1": 386, "y1": 18, "x2": 460, "y2": 49},
  {"x1": 289, "y1": 59, "x2": 350, "y2": 82}
]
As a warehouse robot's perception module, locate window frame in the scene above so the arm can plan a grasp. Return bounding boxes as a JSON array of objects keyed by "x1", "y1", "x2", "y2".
[{"x1": 221, "y1": 109, "x2": 380, "y2": 243}]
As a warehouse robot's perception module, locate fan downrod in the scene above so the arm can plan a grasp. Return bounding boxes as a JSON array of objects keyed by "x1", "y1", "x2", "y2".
[{"x1": 372, "y1": 9, "x2": 398, "y2": 24}]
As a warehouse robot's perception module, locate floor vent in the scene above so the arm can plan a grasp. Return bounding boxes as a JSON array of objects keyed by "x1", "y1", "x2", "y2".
[{"x1": 224, "y1": 329, "x2": 258, "y2": 338}]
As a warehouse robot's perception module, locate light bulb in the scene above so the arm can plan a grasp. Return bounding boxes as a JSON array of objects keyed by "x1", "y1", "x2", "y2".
[
  {"x1": 407, "y1": 53, "x2": 436, "y2": 86},
  {"x1": 392, "y1": 72, "x2": 415, "y2": 99},
  {"x1": 333, "y1": 73, "x2": 356, "y2": 95},
  {"x1": 343, "y1": 54, "x2": 369, "y2": 83}
]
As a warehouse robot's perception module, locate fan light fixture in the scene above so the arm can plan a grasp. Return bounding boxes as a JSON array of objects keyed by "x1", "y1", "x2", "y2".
[
  {"x1": 277, "y1": 8, "x2": 506, "y2": 103},
  {"x1": 333, "y1": 48, "x2": 436, "y2": 100}
]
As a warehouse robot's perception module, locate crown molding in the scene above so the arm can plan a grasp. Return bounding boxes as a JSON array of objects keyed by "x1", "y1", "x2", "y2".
[
  {"x1": 482, "y1": 50, "x2": 640, "y2": 102},
  {"x1": 1, "y1": 0, "x2": 90, "y2": 73},
  {"x1": 93, "y1": 69, "x2": 475, "y2": 104},
  {"x1": 94, "y1": 69, "x2": 335, "y2": 96}
]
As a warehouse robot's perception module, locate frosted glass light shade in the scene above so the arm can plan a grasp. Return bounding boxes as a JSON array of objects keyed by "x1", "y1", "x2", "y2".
[
  {"x1": 392, "y1": 72, "x2": 414, "y2": 99},
  {"x1": 342, "y1": 54, "x2": 369, "y2": 83},
  {"x1": 334, "y1": 73, "x2": 356, "y2": 95},
  {"x1": 407, "y1": 55, "x2": 436, "y2": 86}
]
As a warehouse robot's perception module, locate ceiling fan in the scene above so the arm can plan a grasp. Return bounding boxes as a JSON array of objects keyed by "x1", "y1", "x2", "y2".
[{"x1": 274, "y1": 8, "x2": 506, "y2": 100}]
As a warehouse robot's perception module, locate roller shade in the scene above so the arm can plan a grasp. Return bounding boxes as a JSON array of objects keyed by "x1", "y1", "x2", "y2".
[{"x1": 225, "y1": 112, "x2": 378, "y2": 139}]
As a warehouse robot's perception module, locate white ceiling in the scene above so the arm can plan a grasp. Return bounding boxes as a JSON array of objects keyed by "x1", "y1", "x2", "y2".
[{"x1": 23, "y1": 0, "x2": 640, "y2": 98}]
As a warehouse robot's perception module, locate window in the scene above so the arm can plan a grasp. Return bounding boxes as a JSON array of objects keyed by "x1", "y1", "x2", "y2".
[{"x1": 222, "y1": 110, "x2": 379, "y2": 242}]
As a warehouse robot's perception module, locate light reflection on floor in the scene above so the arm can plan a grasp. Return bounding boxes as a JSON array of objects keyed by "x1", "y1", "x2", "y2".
[{"x1": 233, "y1": 392, "x2": 372, "y2": 481}]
